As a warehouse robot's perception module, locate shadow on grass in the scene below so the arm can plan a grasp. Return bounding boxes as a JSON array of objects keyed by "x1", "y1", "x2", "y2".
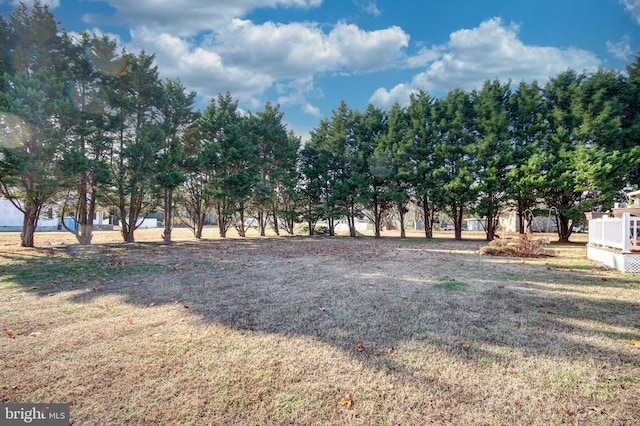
[{"x1": 3, "y1": 237, "x2": 640, "y2": 372}]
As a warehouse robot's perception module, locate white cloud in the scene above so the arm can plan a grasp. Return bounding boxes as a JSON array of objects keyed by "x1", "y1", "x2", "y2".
[
  {"x1": 301, "y1": 103, "x2": 321, "y2": 117},
  {"x1": 329, "y1": 23, "x2": 409, "y2": 72},
  {"x1": 607, "y1": 36, "x2": 633, "y2": 60},
  {"x1": 9, "y1": 0, "x2": 59, "y2": 7},
  {"x1": 370, "y1": 17, "x2": 602, "y2": 109},
  {"x1": 214, "y1": 19, "x2": 339, "y2": 78},
  {"x1": 129, "y1": 28, "x2": 274, "y2": 102},
  {"x1": 369, "y1": 83, "x2": 417, "y2": 109},
  {"x1": 76, "y1": 0, "x2": 412, "y2": 118},
  {"x1": 354, "y1": 0, "x2": 381, "y2": 17},
  {"x1": 125, "y1": 16, "x2": 409, "y2": 110},
  {"x1": 276, "y1": 77, "x2": 323, "y2": 117},
  {"x1": 621, "y1": 0, "x2": 640, "y2": 25},
  {"x1": 83, "y1": 0, "x2": 323, "y2": 37},
  {"x1": 404, "y1": 45, "x2": 442, "y2": 68}
]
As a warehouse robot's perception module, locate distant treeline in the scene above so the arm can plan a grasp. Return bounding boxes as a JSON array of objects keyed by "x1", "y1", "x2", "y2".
[{"x1": 1, "y1": 3, "x2": 639, "y2": 246}]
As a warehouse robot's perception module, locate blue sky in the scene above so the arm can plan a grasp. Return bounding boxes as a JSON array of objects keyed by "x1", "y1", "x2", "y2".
[{"x1": 1, "y1": 0, "x2": 639, "y2": 140}]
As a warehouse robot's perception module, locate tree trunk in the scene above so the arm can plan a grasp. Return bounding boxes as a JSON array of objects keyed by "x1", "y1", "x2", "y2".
[
  {"x1": 347, "y1": 207, "x2": 356, "y2": 237},
  {"x1": 485, "y1": 211, "x2": 496, "y2": 241},
  {"x1": 77, "y1": 174, "x2": 90, "y2": 245},
  {"x1": 123, "y1": 225, "x2": 135, "y2": 242},
  {"x1": 125, "y1": 193, "x2": 139, "y2": 243},
  {"x1": 85, "y1": 187, "x2": 97, "y2": 244},
  {"x1": 399, "y1": 207, "x2": 406, "y2": 239},
  {"x1": 372, "y1": 199, "x2": 382, "y2": 238},
  {"x1": 21, "y1": 200, "x2": 40, "y2": 247},
  {"x1": 238, "y1": 210, "x2": 246, "y2": 237},
  {"x1": 557, "y1": 212, "x2": 572, "y2": 242},
  {"x1": 421, "y1": 197, "x2": 433, "y2": 239},
  {"x1": 218, "y1": 205, "x2": 228, "y2": 238},
  {"x1": 517, "y1": 198, "x2": 525, "y2": 235},
  {"x1": 195, "y1": 212, "x2": 205, "y2": 239},
  {"x1": 258, "y1": 211, "x2": 266, "y2": 236},
  {"x1": 453, "y1": 205, "x2": 463, "y2": 241},
  {"x1": 162, "y1": 188, "x2": 173, "y2": 244},
  {"x1": 328, "y1": 217, "x2": 335, "y2": 236},
  {"x1": 271, "y1": 205, "x2": 280, "y2": 236}
]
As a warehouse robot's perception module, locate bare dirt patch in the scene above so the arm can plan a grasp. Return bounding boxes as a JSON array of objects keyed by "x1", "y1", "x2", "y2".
[{"x1": 1, "y1": 230, "x2": 638, "y2": 424}]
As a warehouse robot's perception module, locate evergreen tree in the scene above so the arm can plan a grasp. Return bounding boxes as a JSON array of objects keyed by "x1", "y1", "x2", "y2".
[
  {"x1": 299, "y1": 119, "x2": 331, "y2": 235},
  {"x1": 432, "y1": 89, "x2": 476, "y2": 240},
  {"x1": 530, "y1": 69, "x2": 621, "y2": 242},
  {"x1": 201, "y1": 93, "x2": 258, "y2": 238},
  {"x1": 379, "y1": 102, "x2": 411, "y2": 238},
  {"x1": 622, "y1": 53, "x2": 640, "y2": 187},
  {"x1": 104, "y1": 51, "x2": 164, "y2": 243},
  {"x1": 354, "y1": 104, "x2": 389, "y2": 238},
  {"x1": 59, "y1": 33, "x2": 118, "y2": 244},
  {"x1": 406, "y1": 91, "x2": 437, "y2": 238},
  {"x1": 177, "y1": 122, "x2": 215, "y2": 239},
  {"x1": 156, "y1": 78, "x2": 197, "y2": 243},
  {"x1": 0, "y1": 2, "x2": 73, "y2": 247},
  {"x1": 471, "y1": 79, "x2": 512, "y2": 240},
  {"x1": 251, "y1": 102, "x2": 298, "y2": 236},
  {"x1": 507, "y1": 80, "x2": 547, "y2": 234}
]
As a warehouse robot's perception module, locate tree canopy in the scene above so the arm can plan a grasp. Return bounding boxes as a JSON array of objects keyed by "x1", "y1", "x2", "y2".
[{"x1": 1, "y1": 3, "x2": 639, "y2": 245}]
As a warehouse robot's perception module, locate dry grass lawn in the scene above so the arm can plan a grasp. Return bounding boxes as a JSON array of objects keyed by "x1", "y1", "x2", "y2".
[{"x1": 1, "y1": 228, "x2": 639, "y2": 425}]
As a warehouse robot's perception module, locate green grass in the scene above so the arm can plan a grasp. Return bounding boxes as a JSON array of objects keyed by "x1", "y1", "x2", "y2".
[
  {"x1": 434, "y1": 277, "x2": 469, "y2": 291},
  {"x1": 0, "y1": 250, "x2": 166, "y2": 292}
]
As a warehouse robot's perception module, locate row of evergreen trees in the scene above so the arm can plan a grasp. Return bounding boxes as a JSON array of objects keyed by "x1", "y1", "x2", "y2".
[
  {"x1": 0, "y1": 3, "x2": 300, "y2": 246},
  {"x1": 1, "y1": 3, "x2": 639, "y2": 246},
  {"x1": 301, "y1": 66, "x2": 639, "y2": 242}
]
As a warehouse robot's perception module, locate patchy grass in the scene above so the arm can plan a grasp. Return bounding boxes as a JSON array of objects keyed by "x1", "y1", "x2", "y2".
[
  {"x1": 434, "y1": 277, "x2": 469, "y2": 291},
  {"x1": 0, "y1": 229, "x2": 639, "y2": 425}
]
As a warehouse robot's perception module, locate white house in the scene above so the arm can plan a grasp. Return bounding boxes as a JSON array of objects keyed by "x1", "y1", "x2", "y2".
[
  {"x1": 0, "y1": 198, "x2": 60, "y2": 231},
  {"x1": 465, "y1": 217, "x2": 487, "y2": 231}
]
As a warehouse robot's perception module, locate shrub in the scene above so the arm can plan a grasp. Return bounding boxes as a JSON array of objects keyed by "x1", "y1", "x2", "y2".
[
  {"x1": 293, "y1": 224, "x2": 330, "y2": 235},
  {"x1": 481, "y1": 235, "x2": 555, "y2": 258}
]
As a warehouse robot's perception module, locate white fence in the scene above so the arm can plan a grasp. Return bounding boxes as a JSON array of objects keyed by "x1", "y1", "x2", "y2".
[{"x1": 589, "y1": 213, "x2": 640, "y2": 252}]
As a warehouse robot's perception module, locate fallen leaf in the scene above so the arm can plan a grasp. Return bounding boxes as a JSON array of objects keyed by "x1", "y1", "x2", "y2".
[
  {"x1": 355, "y1": 343, "x2": 365, "y2": 352},
  {"x1": 600, "y1": 277, "x2": 607, "y2": 282},
  {"x1": 515, "y1": 322, "x2": 521, "y2": 329},
  {"x1": 386, "y1": 347, "x2": 398, "y2": 356},
  {"x1": 537, "y1": 304, "x2": 544, "y2": 308},
  {"x1": 127, "y1": 317, "x2": 134, "y2": 324},
  {"x1": 3, "y1": 328, "x2": 15, "y2": 338},
  {"x1": 497, "y1": 285, "x2": 505, "y2": 289},
  {"x1": 295, "y1": 307, "x2": 301, "y2": 314},
  {"x1": 623, "y1": 339, "x2": 640, "y2": 350},
  {"x1": 245, "y1": 325, "x2": 254, "y2": 331},
  {"x1": 339, "y1": 394, "x2": 353, "y2": 408}
]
